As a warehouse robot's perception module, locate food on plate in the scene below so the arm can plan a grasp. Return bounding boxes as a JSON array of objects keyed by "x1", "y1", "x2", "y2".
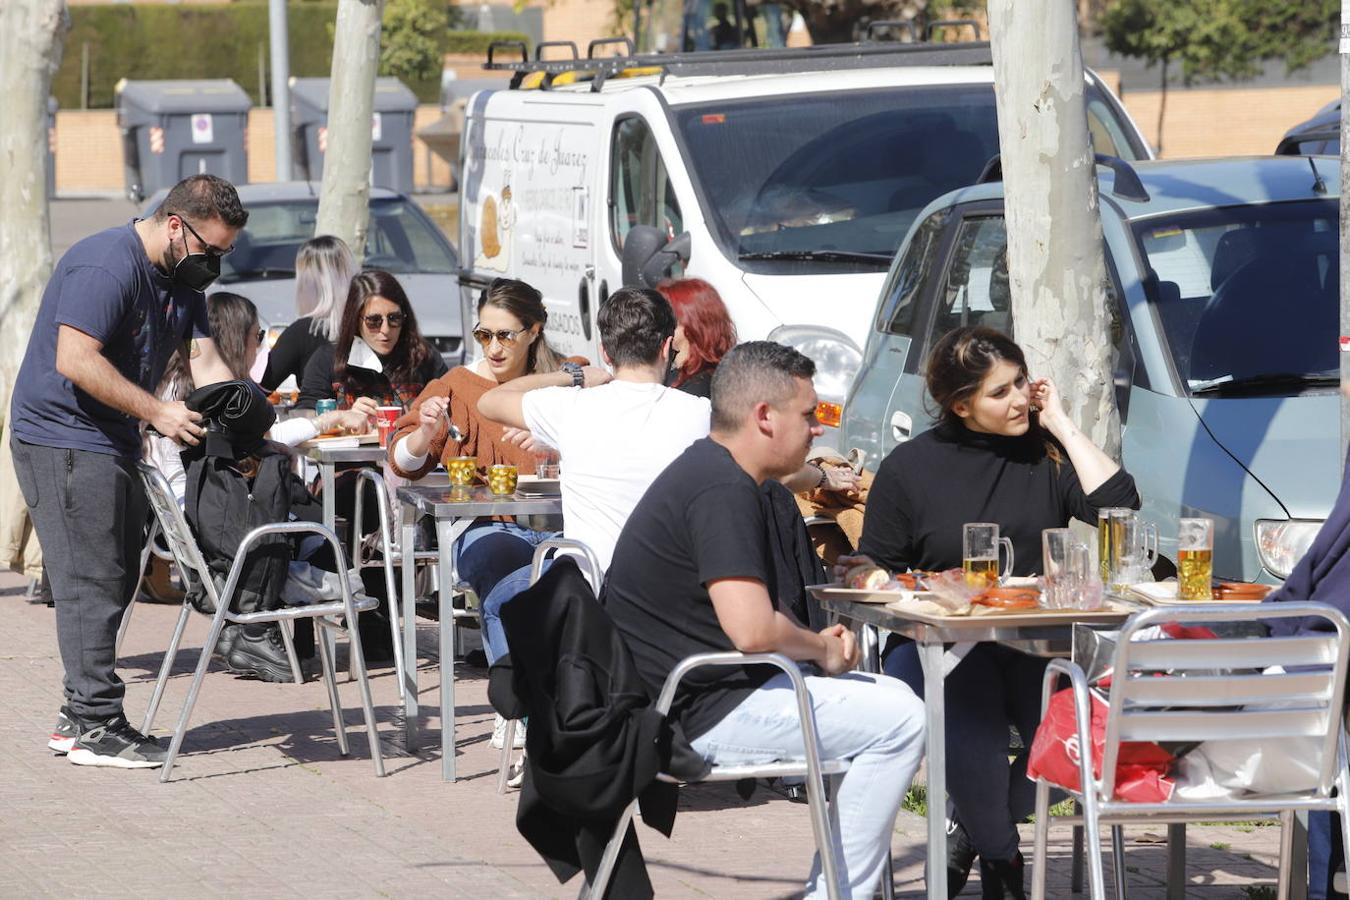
[
  {"x1": 894, "y1": 571, "x2": 924, "y2": 590},
  {"x1": 1211, "y1": 581, "x2": 1273, "y2": 601},
  {"x1": 845, "y1": 564, "x2": 892, "y2": 591},
  {"x1": 972, "y1": 587, "x2": 1041, "y2": 610}
]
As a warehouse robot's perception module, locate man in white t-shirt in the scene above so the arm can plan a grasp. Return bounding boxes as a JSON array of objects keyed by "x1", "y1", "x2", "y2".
[{"x1": 478, "y1": 286, "x2": 711, "y2": 575}]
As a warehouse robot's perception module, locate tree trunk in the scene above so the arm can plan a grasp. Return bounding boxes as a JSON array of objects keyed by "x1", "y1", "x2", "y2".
[
  {"x1": 0, "y1": 0, "x2": 69, "y2": 427},
  {"x1": 987, "y1": 0, "x2": 1122, "y2": 460},
  {"x1": 314, "y1": 0, "x2": 384, "y2": 263}
]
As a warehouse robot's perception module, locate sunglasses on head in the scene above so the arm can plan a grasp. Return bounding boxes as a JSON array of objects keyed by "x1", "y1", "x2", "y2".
[
  {"x1": 471, "y1": 326, "x2": 527, "y2": 347},
  {"x1": 362, "y1": 312, "x2": 405, "y2": 330}
]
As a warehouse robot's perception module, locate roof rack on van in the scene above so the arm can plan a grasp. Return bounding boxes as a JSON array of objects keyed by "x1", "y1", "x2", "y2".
[
  {"x1": 976, "y1": 152, "x2": 1151, "y2": 203},
  {"x1": 484, "y1": 38, "x2": 993, "y2": 91}
]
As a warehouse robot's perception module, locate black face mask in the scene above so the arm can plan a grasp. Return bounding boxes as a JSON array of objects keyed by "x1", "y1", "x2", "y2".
[{"x1": 170, "y1": 230, "x2": 221, "y2": 292}]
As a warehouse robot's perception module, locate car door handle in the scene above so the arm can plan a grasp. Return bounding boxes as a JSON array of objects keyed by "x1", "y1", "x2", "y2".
[{"x1": 891, "y1": 410, "x2": 912, "y2": 443}]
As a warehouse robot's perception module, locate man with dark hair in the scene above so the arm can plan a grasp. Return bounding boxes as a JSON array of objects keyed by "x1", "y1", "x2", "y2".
[
  {"x1": 11, "y1": 173, "x2": 245, "y2": 768},
  {"x1": 479, "y1": 286, "x2": 709, "y2": 572},
  {"x1": 604, "y1": 341, "x2": 926, "y2": 899}
]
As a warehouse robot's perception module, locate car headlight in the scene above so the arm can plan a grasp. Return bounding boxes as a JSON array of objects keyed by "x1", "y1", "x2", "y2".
[
  {"x1": 767, "y1": 325, "x2": 862, "y2": 426},
  {"x1": 1254, "y1": 519, "x2": 1324, "y2": 579}
]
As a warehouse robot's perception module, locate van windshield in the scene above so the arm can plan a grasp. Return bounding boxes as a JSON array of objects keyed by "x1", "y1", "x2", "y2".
[
  {"x1": 1133, "y1": 199, "x2": 1338, "y2": 396},
  {"x1": 674, "y1": 85, "x2": 1003, "y2": 271}
]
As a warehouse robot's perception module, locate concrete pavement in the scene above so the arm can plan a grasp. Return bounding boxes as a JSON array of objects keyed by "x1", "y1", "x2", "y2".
[{"x1": 0, "y1": 567, "x2": 1290, "y2": 899}]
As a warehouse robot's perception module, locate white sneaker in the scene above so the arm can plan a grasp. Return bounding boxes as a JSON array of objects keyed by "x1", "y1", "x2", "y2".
[{"x1": 490, "y1": 714, "x2": 526, "y2": 749}]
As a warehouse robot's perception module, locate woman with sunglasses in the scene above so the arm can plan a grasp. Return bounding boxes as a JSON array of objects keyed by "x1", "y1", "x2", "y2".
[
  {"x1": 297, "y1": 269, "x2": 448, "y2": 411},
  {"x1": 388, "y1": 277, "x2": 575, "y2": 748}
]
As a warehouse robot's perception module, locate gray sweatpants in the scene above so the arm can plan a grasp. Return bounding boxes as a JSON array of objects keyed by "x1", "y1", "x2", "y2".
[{"x1": 10, "y1": 438, "x2": 147, "y2": 721}]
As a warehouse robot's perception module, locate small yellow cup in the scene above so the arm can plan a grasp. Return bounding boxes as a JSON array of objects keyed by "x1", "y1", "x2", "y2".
[
  {"x1": 487, "y1": 464, "x2": 518, "y2": 495},
  {"x1": 447, "y1": 456, "x2": 476, "y2": 486}
]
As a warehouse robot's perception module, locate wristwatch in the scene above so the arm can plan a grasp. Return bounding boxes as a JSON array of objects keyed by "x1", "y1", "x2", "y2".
[{"x1": 561, "y1": 361, "x2": 584, "y2": 388}]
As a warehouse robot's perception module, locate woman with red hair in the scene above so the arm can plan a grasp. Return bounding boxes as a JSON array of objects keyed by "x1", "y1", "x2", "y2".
[{"x1": 656, "y1": 277, "x2": 738, "y2": 399}]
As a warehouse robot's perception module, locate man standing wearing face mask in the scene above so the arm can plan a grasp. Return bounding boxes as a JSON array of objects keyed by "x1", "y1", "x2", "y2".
[{"x1": 9, "y1": 174, "x2": 246, "y2": 769}]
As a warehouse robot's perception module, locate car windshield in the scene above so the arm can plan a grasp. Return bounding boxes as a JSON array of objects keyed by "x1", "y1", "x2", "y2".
[
  {"x1": 218, "y1": 197, "x2": 456, "y2": 283},
  {"x1": 674, "y1": 86, "x2": 1003, "y2": 270},
  {"x1": 1133, "y1": 199, "x2": 1338, "y2": 396}
]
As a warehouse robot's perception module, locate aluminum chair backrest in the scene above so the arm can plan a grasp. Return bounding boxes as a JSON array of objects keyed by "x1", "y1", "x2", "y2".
[
  {"x1": 1098, "y1": 603, "x2": 1350, "y2": 802},
  {"x1": 137, "y1": 462, "x2": 219, "y2": 612},
  {"x1": 530, "y1": 537, "x2": 603, "y2": 590}
]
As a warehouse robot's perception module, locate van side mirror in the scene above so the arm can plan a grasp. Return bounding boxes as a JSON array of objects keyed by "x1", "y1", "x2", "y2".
[{"x1": 621, "y1": 225, "x2": 692, "y2": 288}]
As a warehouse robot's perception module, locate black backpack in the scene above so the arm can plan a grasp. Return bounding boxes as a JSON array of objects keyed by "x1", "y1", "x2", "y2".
[{"x1": 183, "y1": 450, "x2": 295, "y2": 615}]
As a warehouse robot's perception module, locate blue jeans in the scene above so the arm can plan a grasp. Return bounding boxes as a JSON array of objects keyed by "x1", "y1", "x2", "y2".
[
  {"x1": 455, "y1": 521, "x2": 557, "y2": 664},
  {"x1": 1309, "y1": 810, "x2": 1347, "y2": 899},
  {"x1": 690, "y1": 670, "x2": 926, "y2": 900},
  {"x1": 883, "y1": 640, "x2": 1048, "y2": 861}
]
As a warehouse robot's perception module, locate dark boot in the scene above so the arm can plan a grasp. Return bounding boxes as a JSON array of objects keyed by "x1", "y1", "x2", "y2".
[
  {"x1": 226, "y1": 624, "x2": 296, "y2": 683},
  {"x1": 979, "y1": 852, "x2": 1026, "y2": 900},
  {"x1": 946, "y1": 818, "x2": 978, "y2": 898}
]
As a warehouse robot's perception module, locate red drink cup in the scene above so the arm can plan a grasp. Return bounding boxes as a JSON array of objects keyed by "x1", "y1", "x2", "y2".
[{"x1": 376, "y1": 406, "x2": 400, "y2": 448}]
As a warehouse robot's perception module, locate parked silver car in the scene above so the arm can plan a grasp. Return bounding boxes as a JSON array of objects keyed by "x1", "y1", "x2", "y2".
[
  {"x1": 841, "y1": 156, "x2": 1337, "y2": 583},
  {"x1": 142, "y1": 182, "x2": 464, "y2": 367}
]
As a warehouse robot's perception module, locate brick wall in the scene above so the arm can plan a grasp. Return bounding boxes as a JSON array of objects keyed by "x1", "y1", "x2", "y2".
[{"x1": 50, "y1": 81, "x2": 1341, "y2": 195}]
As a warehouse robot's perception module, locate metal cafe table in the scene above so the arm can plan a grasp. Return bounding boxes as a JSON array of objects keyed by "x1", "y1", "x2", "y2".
[
  {"x1": 395, "y1": 482, "x2": 563, "y2": 781},
  {"x1": 303, "y1": 441, "x2": 388, "y2": 534},
  {"x1": 811, "y1": 588, "x2": 1154, "y2": 900}
]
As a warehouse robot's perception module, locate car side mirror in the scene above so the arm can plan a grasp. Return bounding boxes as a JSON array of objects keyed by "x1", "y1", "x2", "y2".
[{"x1": 621, "y1": 225, "x2": 692, "y2": 288}]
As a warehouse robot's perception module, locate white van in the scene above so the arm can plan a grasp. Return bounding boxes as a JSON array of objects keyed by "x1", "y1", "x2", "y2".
[{"x1": 458, "y1": 39, "x2": 1149, "y2": 426}]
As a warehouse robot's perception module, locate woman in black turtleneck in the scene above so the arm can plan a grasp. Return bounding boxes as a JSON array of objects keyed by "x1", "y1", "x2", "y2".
[{"x1": 851, "y1": 326, "x2": 1139, "y2": 899}]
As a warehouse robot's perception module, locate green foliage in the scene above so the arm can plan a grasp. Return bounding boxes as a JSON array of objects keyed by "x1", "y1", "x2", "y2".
[
  {"x1": 53, "y1": 2, "x2": 524, "y2": 108},
  {"x1": 1100, "y1": 0, "x2": 1337, "y2": 85}
]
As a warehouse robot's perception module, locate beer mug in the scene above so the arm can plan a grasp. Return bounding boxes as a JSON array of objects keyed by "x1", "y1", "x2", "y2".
[
  {"x1": 1177, "y1": 517, "x2": 1215, "y2": 601},
  {"x1": 963, "y1": 523, "x2": 1013, "y2": 588},
  {"x1": 1096, "y1": 507, "x2": 1131, "y2": 582},
  {"x1": 1043, "y1": 528, "x2": 1102, "y2": 610},
  {"x1": 1112, "y1": 513, "x2": 1158, "y2": 589}
]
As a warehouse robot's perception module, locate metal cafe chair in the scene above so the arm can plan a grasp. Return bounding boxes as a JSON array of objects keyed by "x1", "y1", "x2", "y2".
[
  {"x1": 350, "y1": 468, "x2": 413, "y2": 697},
  {"x1": 1030, "y1": 603, "x2": 1350, "y2": 899},
  {"x1": 136, "y1": 462, "x2": 386, "y2": 782},
  {"x1": 583, "y1": 651, "x2": 850, "y2": 900},
  {"x1": 496, "y1": 537, "x2": 605, "y2": 793}
]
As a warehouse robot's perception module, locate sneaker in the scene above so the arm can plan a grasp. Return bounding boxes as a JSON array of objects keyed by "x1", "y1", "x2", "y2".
[
  {"x1": 48, "y1": 707, "x2": 78, "y2": 754},
  {"x1": 506, "y1": 751, "x2": 526, "y2": 789},
  {"x1": 491, "y1": 714, "x2": 526, "y2": 749},
  {"x1": 67, "y1": 714, "x2": 166, "y2": 769},
  {"x1": 214, "y1": 623, "x2": 240, "y2": 660},
  {"x1": 225, "y1": 625, "x2": 296, "y2": 683}
]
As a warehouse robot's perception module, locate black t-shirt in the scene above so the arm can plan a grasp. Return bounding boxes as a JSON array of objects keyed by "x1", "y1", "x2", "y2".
[
  {"x1": 858, "y1": 421, "x2": 1140, "y2": 575},
  {"x1": 261, "y1": 316, "x2": 330, "y2": 391},
  {"x1": 603, "y1": 437, "x2": 779, "y2": 739}
]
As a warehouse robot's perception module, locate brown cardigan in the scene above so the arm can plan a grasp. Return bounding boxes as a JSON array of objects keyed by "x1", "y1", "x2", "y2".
[{"x1": 386, "y1": 366, "x2": 539, "y2": 480}]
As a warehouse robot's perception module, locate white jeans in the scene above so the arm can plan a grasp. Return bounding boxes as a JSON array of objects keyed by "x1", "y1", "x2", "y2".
[{"x1": 689, "y1": 670, "x2": 926, "y2": 900}]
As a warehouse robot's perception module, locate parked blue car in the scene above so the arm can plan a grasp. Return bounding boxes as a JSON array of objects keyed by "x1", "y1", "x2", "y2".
[{"x1": 840, "y1": 156, "x2": 1337, "y2": 583}]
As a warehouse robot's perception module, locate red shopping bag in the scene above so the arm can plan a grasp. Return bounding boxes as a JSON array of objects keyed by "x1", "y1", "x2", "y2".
[{"x1": 1027, "y1": 687, "x2": 1176, "y2": 803}]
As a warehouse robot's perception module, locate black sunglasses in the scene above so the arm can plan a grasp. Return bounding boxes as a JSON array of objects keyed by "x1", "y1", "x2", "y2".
[
  {"x1": 363, "y1": 312, "x2": 405, "y2": 330},
  {"x1": 175, "y1": 215, "x2": 234, "y2": 258},
  {"x1": 255, "y1": 328, "x2": 266, "y2": 345}
]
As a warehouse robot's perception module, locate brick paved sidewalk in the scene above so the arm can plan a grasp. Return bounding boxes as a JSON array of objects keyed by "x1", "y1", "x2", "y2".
[{"x1": 0, "y1": 570, "x2": 1286, "y2": 898}]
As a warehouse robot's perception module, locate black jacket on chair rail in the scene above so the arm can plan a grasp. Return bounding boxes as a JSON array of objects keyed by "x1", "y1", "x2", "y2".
[{"x1": 488, "y1": 558, "x2": 708, "y2": 899}]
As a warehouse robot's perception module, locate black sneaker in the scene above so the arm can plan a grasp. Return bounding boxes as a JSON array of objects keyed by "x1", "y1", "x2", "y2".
[
  {"x1": 214, "y1": 623, "x2": 240, "y2": 660},
  {"x1": 47, "y1": 706, "x2": 77, "y2": 754},
  {"x1": 225, "y1": 624, "x2": 296, "y2": 683},
  {"x1": 67, "y1": 714, "x2": 166, "y2": 769}
]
